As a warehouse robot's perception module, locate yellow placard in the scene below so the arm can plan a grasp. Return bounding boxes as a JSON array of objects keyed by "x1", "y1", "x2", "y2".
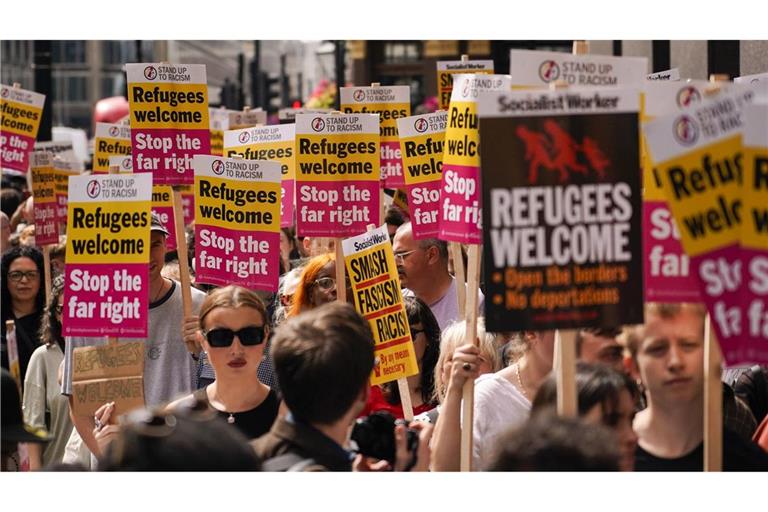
[
  {"x1": 296, "y1": 133, "x2": 379, "y2": 183},
  {"x1": 443, "y1": 101, "x2": 479, "y2": 168},
  {"x1": 743, "y1": 145, "x2": 768, "y2": 249},
  {"x1": 94, "y1": 137, "x2": 132, "y2": 172},
  {"x1": 31, "y1": 165, "x2": 56, "y2": 204},
  {"x1": 225, "y1": 141, "x2": 295, "y2": 180},
  {"x1": 65, "y1": 202, "x2": 151, "y2": 264},
  {"x1": 210, "y1": 130, "x2": 224, "y2": 156},
  {"x1": 437, "y1": 69, "x2": 493, "y2": 110},
  {"x1": 195, "y1": 175, "x2": 281, "y2": 232},
  {"x1": 655, "y1": 136, "x2": 742, "y2": 256},
  {"x1": 128, "y1": 82, "x2": 209, "y2": 130},
  {"x1": 151, "y1": 186, "x2": 174, "y2": 207},
  {"x1": 341, "y1": 102, "x2": 410, "y2": 142},
  {"x1": 0, "y1": 100, "x2": 42, "y2": 138},
  {"x1": 400, "y1": 132, "x2": 445, "y2": 185}
]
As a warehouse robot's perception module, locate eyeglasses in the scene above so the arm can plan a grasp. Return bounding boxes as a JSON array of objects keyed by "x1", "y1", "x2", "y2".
[
  {"x1": 313, "y1": 277, "x2": 337, "y2": 292},
  {"x1": 203, "y1": 326, "x2": 266, "y2": 348},
  {"x1": 394, "y1": 249, "x2": 418, "y2": 265},
  {"x1": 410, "y1": 327, "x2": 425, "y2": 339},
  {"x1": 8, "y1": 270, "x2": 40, "y2": 282}
]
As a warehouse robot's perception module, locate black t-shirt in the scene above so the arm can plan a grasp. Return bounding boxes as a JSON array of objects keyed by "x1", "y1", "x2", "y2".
[
  {"x1": 194, "y1": 386, "x2": 280, "y2": 440},
  {"x1": 635, "y1": 428, "x2": 768, "y2": 471}
]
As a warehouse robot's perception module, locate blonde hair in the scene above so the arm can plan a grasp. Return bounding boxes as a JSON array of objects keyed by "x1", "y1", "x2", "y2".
[
  {"x1": 432, "y1": 317, "x2": 502, "y2": 404},
  {"x1": 198, "y1": 285, "x2": 268, "y2": 330}
]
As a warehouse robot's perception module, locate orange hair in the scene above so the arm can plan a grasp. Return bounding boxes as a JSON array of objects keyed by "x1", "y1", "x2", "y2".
[{"x1": 288, "y1": 253, "x2": 335, "y2": 317}]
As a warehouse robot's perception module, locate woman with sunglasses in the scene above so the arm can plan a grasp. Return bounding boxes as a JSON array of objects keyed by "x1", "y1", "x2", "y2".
[
  {"x1": 1, "y1": 245, "x2": 46, "y2": 389},
  {"x1": 288, "y1": 253, "x2": 351, "y2": 317},
  {"x1": 168, "y1": 285, "x2": 280, "y2": 440}
]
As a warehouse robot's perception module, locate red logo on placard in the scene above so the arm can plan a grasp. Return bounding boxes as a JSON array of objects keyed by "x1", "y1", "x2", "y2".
[
  {"x1": 538, "y1": 61, "x2": 560, "y2": 83},
  {"x1": 1, "y1": 88, "x2": 9, "y2": 98},
  {"x1": 144, "y1": 66, "x2": 158, "y2": 80},
  {"x1": 211, "y1": 160, "x2": 225, "y2": 175},
  {"x1": 516, "y1": 120, "x2": 611, "y2": 183},
  {"x1": 122, "y1": 157, "x2": 132, "y2": 169},
  {"x1": 676, "y1": 86, "x2": 701, "y2": 108},
  {"x1": 108, "y1": 126, "x2": 120, "y2": 137},
  {"x1": 239, "y1": 131, "x2": 250, "y2": 144},
  {"x1": 87, "y1": 180, "x2": 101, "y2": 198},
  {"x1": 311, "y1": 117, "x2": 326, "y2": 132},
  {"x1": 461, "y1": 79, "x2": 471, "y2": 98},
  {"x1": 673, "y1": 115, "x2": 698, "y2": 145},
  {"x1": 414, "y1": 118, "x2": 429, "y2": 133},
  {"x1": 353, "y1": 89, "x2": 366, "y2": 102}
]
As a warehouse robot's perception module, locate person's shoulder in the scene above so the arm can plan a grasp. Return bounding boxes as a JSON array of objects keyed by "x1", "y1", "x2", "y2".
[{"x1": 723, "y1": 428, "x2": 768, "y2": 470}]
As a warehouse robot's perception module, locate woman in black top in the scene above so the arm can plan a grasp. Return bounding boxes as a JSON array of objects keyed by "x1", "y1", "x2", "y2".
[{"x1": 169, "y1": 285, "x2": 280, "y2": 439}]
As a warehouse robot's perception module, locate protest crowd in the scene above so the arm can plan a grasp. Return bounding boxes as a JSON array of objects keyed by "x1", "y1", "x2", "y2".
[{"x1": 2, "y1": 41, "x2": 768, "y2": 475}]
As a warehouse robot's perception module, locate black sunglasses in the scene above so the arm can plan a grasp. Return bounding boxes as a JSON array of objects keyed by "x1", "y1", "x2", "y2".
[{"x1": 203, "y1": 326, "x2": 266, "y2": 348}]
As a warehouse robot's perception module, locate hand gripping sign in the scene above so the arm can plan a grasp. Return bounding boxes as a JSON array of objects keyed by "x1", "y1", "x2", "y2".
[
  {"x1": 341, "y1": 85, "x2": 410, "y2": 188},
  {"x1": 93, "y1": 122, "x2": 132, "y2": 172},
  {"x1": 342, "y1": 225, "x2": 419, "y2": 386},
  {"x1": 477, "y1": 87, "x2": 644, "y2": 332},
  {"x1": 126, "y1": 63, "x2": 210, "y2": 185},
  {"x1": 439, "y1": 74, "x2": 511, "y2": 244},
  {"x1": 224, "y1": 124, "x2": 296, "y2": 228},
  {"x1": 396, "y1": 111, "x2": 447, "y2": 239},
  {"x1": 437, "y1": 59, "x2": 494, "y2": 110},
  {"x1": 0, "y1": 83, "x2": 45, "y2": 174},
  {"x1": 30, "y1": 151, "x2": 59, "y2": 246},
  {"x1": 644, "y1": 86, "x2": 757, "y2": 366},
  {"x1": 295, "y1": 113, "x2": 381, "y2": 237},
  {"x1": 63, "y1": 173, "x2": 153, "y2": 337},
  {"x1": 508, "y1": 49, "x2": 648, "y2": 87},
  {"x1": 194, "y1": 155, "x2": 282, "y2": 292}
]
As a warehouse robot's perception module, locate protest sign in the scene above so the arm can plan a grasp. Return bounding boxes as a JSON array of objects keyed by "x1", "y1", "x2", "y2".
[
  {"x1": 278, "y1": 107, "x2": 332, "y2": 123},
  {"x1": 1, "y1": 83, "x2": 45, "y2": 174},
  {"x1": 151, "y1": 186, "x2": 177, "y2": 252},
  {"x1": 194, "y1": 155, "x2": 281, "y2": 291},
  {"x1": 741, "y1": 103, "x2": 768, "y2": 364},
  {"x1": 735, "y1": 72, "x2": 768, "y2": 85},
  {"x1": 34, "y1": 140, "x2": 83, "y2": 172},
  {"x1": 224, "y1": 124, "x2": 296, "y2": 228},
  {"x1": 439, "y1": 74, "x2": 511, "y2": 244},
  {"x1": 108, "y1": 155, "x2": 134, "y2": 172},
  {"x1": 63, "y1": 173, "x2": 152, "y2": 337},
  {"x1": 229, "y1": 109, "x2": 267, "y2": 130},
  {"x1": 437, "y1": 60, "x2": 494, "y2": 110},
  {"x1": 52, "y1": 159, "x2": 78, "y2": 232},
  {"x1": 341, "y1": 85, "x2": 410, "y2": 188},
  {"x1": 30, "y1": 151, "x2": 59, "y2": 246},
  {"x1": 478, "y1": 88, "x2": 643, "y2": 331},
  {"x1": 647, "y1": 68, "x2": 681, "y2": 81},
  {"x1": 509, "y1": 50, "x2": 647, "y2": 87},
  {"x1": 342, "y1": 225, "x2": 419, "y2": 386},
  {"x1": 71, "y1": 341, "x2": 144, "y2": 416},
  {"x1": 644, "y1": 86, "x2": 756, "y2": 365},
  {"x1": 209, "y1": 107, "x2": 233, "y2": 156},
  {"x1": 126, "y1": 63, "x2": 210, "y2": 185},
  {"x1": 397, "y1": 111, "x2": 447, "y2": 239},
  {"x1": 295, "y1": 113, "x2": 380, "y2": 237},
  {"x1": 93, "y1": 123, "x2": 132, "y2": 172}
]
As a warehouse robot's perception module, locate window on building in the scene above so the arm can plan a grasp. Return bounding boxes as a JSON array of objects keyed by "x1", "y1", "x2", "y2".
[
  {"x1": 52, "y1": 41, "x2": 86, "y2": 64},
  {"x1": 383, "y1": 42, "x2": 420, "y2": 63}
]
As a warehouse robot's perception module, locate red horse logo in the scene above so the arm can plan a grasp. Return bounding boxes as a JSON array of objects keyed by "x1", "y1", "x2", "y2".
[{"x1": 516, "y1": 121, "x2": 612, "y2": 183}]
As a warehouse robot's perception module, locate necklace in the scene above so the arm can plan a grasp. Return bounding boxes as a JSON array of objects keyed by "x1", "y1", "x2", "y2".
[
  {"x1": 150, "y1": 279, "x2": 168, "y2": 304},
  {"x1": 227, "y1": 413, "x2": 235, "y2": 424},
  {"x1": 514, "y1": 363, "x2": 529, "y2": 399}
]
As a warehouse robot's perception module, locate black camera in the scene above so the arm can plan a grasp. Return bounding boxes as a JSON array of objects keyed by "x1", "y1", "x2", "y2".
[{"x1": 350, "y1": 411, "x2": 419, "y2": 465}]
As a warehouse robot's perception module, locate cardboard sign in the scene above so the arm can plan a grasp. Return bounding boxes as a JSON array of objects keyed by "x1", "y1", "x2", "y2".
[
  {"x1": 278, "y1": 107, "x2": 332, "y2": 123},
  {"x1": 437, "y1": 60, "x2": 494, "y2": 110},
  {"x1": 397, "y1": 111, "x2": 447, "y2": 239},
  {"x1": 71, "y1": 342, "x2": 145, "y2": 416},
  {"x1": 742, "y1": 104, "x2": 768, "y2": 364},
  {"x1": 509, "y1": 49, "x2": 647, "y2": 87},
  {"x1": 63, "y1": 173, "x2": 153, "y2": 337},
  {"x1": 224, "y1": 124, "x2": 296, "y2": 228},
  {"x1": 644, "y1": 86, "x2": 756, "y2": 365},
  {"x1": 151, "y1": 186, "x2": 177, "y2": 252},
  {"x1": 194, "y1": 155, "x2": 281, "y2": 291},
  {"x1": 126, "y1": 63, "x2": 211, "y2": 185},
  {"x1": 30, "y1": 151, "x2": 59, "y2": 245},
  {"x1": 295, "y1": 113, "x2": 381, "y2": 237},
  {"x1": 229, "y1": 109, "x2": 267, "y2": 130},
  {"x1": 646, "y1": 68, "x2": 681, "y2": 81},
  {"x1": 209, "y1": 107, "x2": 234, "y2": 156},
  {"x1": 93, "y1": 123, "x2": 132, "y2": 172},
  {"x1": 439, "y1": 74, "x2": 511, "y2": 244},
  {"x1": 0, "y1": 84, "x2": 45, "y2": 174},
  {"x1": 52, "y1": 160, "x2": 78, "y2": 232},
  {"x1": 108, "y1": 155, "x2": 134, "y2": 172},
  {"x1": 342, "y1": 225, "x2": 419, "y2": 385},
  {"x1": 341, "y1": 85, "x2": 411, "y2": 188},
  {"x1": 478, "y1": 88, "x2": 644, "y2": 331},
  {"x1": 35, "y1": 140, "x2": 83, "y2": 171}
]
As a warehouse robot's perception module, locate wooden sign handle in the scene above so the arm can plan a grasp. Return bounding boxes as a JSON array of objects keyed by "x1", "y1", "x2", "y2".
[
  {"x1": 172, "y1": 187, "x2": 196, "y2": 354},
  {"x1": 704, "y1": 314, "x2": 723, "y2": 471},
  {"x1": 335, "y1": 238, "x2": 346, "y2": 303},
  {"x1": 459, "y1": 244, "x2": 481, "y2": 472},
  {"x1": 450, "y1": 242, "x2": 466, "y2": 317},
  {"x1": 555, "y1": 329, "x2": 577, "y2": 417},
  {"x1": 42, "y1": 245, "x2": 52, "y2": 304},
  {"x1": 106, "y1": 165, "x2": 121, "y2": 346}
]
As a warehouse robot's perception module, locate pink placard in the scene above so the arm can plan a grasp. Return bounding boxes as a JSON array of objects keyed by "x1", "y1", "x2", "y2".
[
  {"x1": 1, "y1": 132, "x2": 35, "y2": 173},
  {"x1": 281, "y1": 179, "x2": 295, "y2": 228},
  {"x1": 34, "y1": 202, "x2": 58, "y2": 246},
  {"x1": 406, "y1": 180, "x2": 441, "y2": 239},
  {"x1": 130, "y1": 128, "x2": 210, "y2": 185},
  {"x1": 742, "y1": 248, "x2": 768, "y2": 363},
  {"x1": 437, "y1": 163, "x2": 482, "y2": 244},
  {"x1": 296, "y1": 180, "x2": 380, "y2": 237},
  {"x1": 382, "y1": 141, "x2": 405, "y2": 188}
]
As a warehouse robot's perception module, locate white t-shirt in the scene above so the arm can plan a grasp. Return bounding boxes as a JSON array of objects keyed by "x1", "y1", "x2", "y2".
[
  {"x1": 472, "y1": 373, "x2": 531, "y2": 471},
  {"x1": 404, "y1": 276, "x2": 485, "y2": 332}
]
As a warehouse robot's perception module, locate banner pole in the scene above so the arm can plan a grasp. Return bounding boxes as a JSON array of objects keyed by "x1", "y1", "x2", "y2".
[
  {"x1": 335, "y1": 239, "x2": 346, "y2": 303},
  {"x1": 460, "y1": 244, "x2": 481, "y2": 471},
  {"x1": 555, "y1": 329, "x2": 577, "y2": 417},
  {"x1": 172, "y1": 186, "x2": 196, "y2": 354},
  {"x1": 450, "y1": 242, "x2": 466, "y2": 317},
  {"x1": 704, "y1": 313, "x2": 723, "y2": 471},
  {"x1": 42, "y1": 245, "x2": 52, "y2": 303}
]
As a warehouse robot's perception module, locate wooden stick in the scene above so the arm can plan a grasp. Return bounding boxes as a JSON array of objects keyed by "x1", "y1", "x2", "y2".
[
  {"x1": 556, "y1": 329, "x2": 578, "y2": 417},
  {"x1": 572, "y1": 40, "x2": 589, "y2": 55},
  {"x1": 335, "y1": 239, "x2": 346, "y2": 303},
  {"x1": 460, "y1": 244, "x2": 481, "y2": 472},
  {"x1": 450, "y1": 242, "x2": 466, "y2": 317},
  {"x1": 172, "y1": 187, "x2": 195, "y2": 354},
  {"x1": 107, "y1": 165, "x2": 121, "y2": 346},
  {"x1": 42, "y1": 245, "x2": 52, "y2": 303},
  {"x1": 704, "y1": 314, "x2": 723, "y2": 471},
  {"x1": 460, "y1": 54, "x2": 468, "y2": 63}
]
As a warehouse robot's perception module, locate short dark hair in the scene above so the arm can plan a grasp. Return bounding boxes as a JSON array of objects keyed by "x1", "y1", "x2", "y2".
[
  {"x1": 417, "y1": 237, "x2": 448, "y2": 261},
  {"x1": 384, "y1": 205, "x2": 406, "y2": 228},
  {"x1": 271, "y1": 302, "x2": 375, "y2": 425},
  {"x1": 0, "y1": 188, "x2": 23, "y2": 219},
  {"x1": 489, "y1": 413, "x2": 620, "y2": 471},
  {"x1": 575, "y1": 327, "x2": 622, "y2": 356}
]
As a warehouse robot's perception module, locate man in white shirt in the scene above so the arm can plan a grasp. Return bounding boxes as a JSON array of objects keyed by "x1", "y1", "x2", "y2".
[{"x1": 392, "y1": 222, "x2": 483, "y2": 331}]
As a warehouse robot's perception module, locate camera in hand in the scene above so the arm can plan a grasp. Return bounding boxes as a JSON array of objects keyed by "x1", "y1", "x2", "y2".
[{"x1": 350, "y1": 411, "x2": 419, "y2": 464}]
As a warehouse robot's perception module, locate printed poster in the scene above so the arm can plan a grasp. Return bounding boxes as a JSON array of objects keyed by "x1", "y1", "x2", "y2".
[{"x1": 0, "y1": 83, "x2": 45, "y2": 174}]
